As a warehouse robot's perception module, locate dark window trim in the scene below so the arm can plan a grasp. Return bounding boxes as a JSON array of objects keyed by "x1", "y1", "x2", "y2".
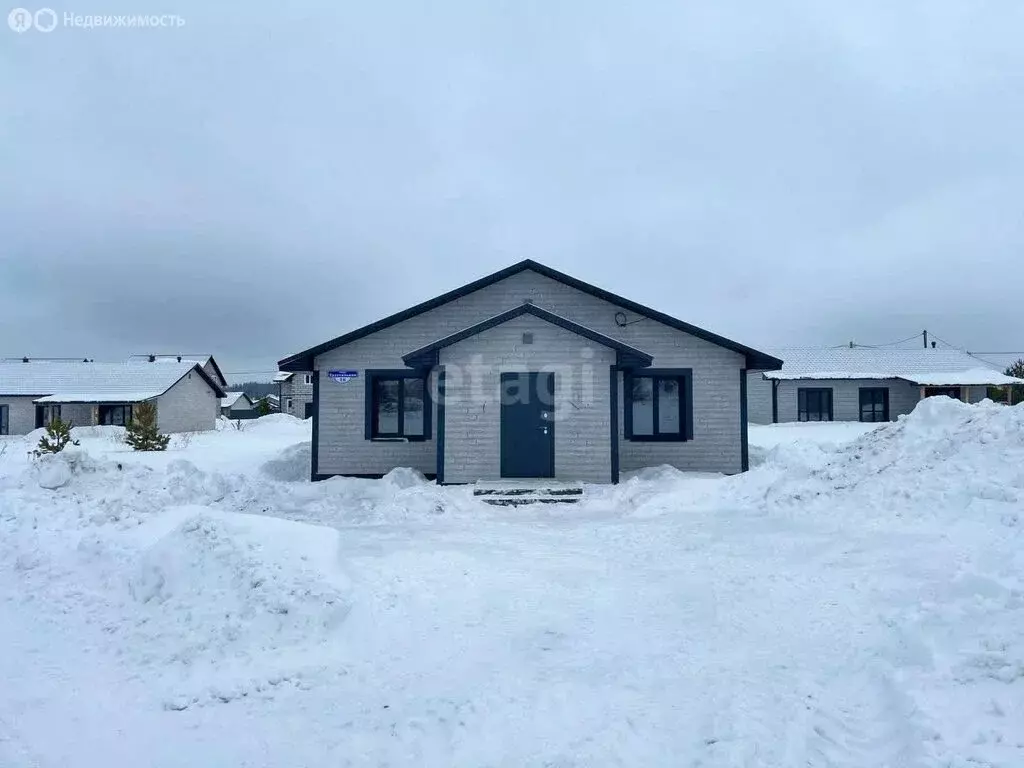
[
  {"x1": 363, "y1": 369, "x2": 432, "y2": 441},
  {"x1": 797, "y1": 387, "x2": 833, "y2": 422},
  {"x1": 858, "y1": 387, "x2": 890, "y2": 423},
  {"x1": 97, "y1": 402, "x2": 134, "y2": 426},
  {"x1": 0, "y1": 404, "x2": 8, "y2": 435},
  {"x1": 623, "y1": 368, "x2": 694, "y2": 442}
]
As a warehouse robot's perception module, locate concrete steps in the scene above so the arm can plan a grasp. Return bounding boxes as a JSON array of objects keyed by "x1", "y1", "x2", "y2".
[{"x1": 472, "y1": 484, "x2": 583, "y2": 506}]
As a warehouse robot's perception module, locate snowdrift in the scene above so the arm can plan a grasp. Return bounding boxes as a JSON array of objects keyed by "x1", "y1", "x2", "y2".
[{"x1": 756, "y1": 398, "x2": 1024, "y2": 520}]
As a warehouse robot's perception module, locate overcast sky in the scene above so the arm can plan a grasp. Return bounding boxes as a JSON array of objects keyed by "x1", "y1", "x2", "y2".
[{"x1": 3, "y1": 1, "x2": 1022, "y2": 381}]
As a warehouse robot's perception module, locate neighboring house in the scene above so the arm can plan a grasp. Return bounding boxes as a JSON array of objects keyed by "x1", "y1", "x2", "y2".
[
  {"x1": 278, "y1": 259, "x2": 781, "y2": 483},
  {"x1": 746, "y1": 347, "x2": 1024, "y2": 424},
  {"x1": 263, "y1": 394, "x2": 280, "y2": 412},
  {"x1": 273, "y1": 371, "x2": 314, "y2": 419},
  {"x1": 0, "y1": 361, "x2": 225, "y2": 436},
  {"x1": 127, "y1": 354, "x2": 229, "y2": 390},
  {"x1": 220, "y1": 391, "x2": 256, "y2": 419}
]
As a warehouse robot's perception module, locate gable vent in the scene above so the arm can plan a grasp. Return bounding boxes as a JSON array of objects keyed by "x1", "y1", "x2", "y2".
[{"x1": 522, "y1": 332, "x2": 534, "y2": 345}]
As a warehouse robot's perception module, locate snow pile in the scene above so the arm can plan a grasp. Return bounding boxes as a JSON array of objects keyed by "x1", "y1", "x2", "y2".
[
  {"x1": 123, "y1": 506, "x2": 351, "y2": 708},
  {"x1": 259, "y1": 441, "x2": 311, "y2": 482},
  {"x1": 754, "y1": 399, "x2": 1024, "y2": 520}
]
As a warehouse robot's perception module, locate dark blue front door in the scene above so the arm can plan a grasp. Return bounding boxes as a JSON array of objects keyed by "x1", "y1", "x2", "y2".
[{"x1": 500, "y1": 372, "x2": 555, "y2": 478}]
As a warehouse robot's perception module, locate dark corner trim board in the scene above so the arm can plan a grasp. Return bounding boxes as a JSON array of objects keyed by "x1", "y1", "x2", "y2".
[
  {"x1": 363, "y1": 369, "x2": 432, "y2": 441},
  {"x1": 609, "y1": 366, "x2": 619, "y2": 483},
  {"x1": 623, "y1": 368, "x2": 694, "y2": 442},
  {"x1": 401, "y1": 303, "x2": 653, "y2": 369},
  {"x1": 436, "y1": 367, "x2": 446, "y2": 484},
  {"x1": 278, "y1": 260, "x2": 782, "y2": 371},
  {"x1": 740, "y1": 369, "x2": 749, "y2": 472},
  {"x1": 771, "y1": 378, "x2": 779, "y2": 424},
  {"x1": 310, "y1": 369, "x2": 320, "y2": 482}
]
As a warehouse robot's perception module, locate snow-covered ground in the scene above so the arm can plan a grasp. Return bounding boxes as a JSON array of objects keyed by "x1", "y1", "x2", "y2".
[{"x1": 1, "y1": 402, "x2": 1022, "y2": 767}]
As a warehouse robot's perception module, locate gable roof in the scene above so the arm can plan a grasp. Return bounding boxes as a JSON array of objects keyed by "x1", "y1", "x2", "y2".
[
  {"x1": 127, "y1": 354, "x2": 228, "y2": 387},
  {"x1": 1, "y1": 361, "x2": 226, "y2": 402},
  {"x1": 402, "y1": 303, "x2": 655, "y2": 368},
  {"x1": 763, "y1": 347, "x2": 1024, "y2": 386},
  {"x1": 220, "y1": 391, "x2": 253, "y2": 409},
  {"x1": 279, "y1": 260, "x2": 781, "y2": 371}
]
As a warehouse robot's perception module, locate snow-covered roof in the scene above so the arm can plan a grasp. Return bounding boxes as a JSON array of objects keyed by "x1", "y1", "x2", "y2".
[
  {"x1": 272, "y1": 372, "x2": 294, "y2": 382},
  {"x1": 968, "y1": 353, "x2": 1024, "y2": 375},
  {"x1": 0, "y1": 361, "x2": 220, "y2": 401},
  {"x1": 220, "y1": 392, "x2": 251, "y2": 409},
  {"x1": 764, "y1": 347, "x2": 1024, "y2": 387},
  {"x1": 126, "y1": 354, "x2": 227, "y2": 386}
]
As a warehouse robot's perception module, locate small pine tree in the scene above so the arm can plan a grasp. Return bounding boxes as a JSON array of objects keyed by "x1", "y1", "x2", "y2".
[
  {"x1": 256, "y1": 397, "x2": 272, "y2": 416},
  {"x1": 124, "y1": 401, "x2": 170, "y2": 451},
  {"x1": 33, "y1": 417, "x2": 79, "y2": 456}
]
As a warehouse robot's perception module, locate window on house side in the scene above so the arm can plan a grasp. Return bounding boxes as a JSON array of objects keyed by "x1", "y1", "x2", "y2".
[
  {"x1": 797, "y1": 388, "x2": 833, "y2": 422},
  {"x1": 859, "y1": 388, "x2": 889, "y2": 422},
  {"x1": 625, "y1": 370, "x2": 692, "y2": 441},
  {"x1": 368, "y1": 373, "x2": 429, "y2": 439}
]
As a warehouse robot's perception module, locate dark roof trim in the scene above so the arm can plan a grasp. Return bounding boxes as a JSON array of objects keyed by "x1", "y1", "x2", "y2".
[
  {"x1": 279, "y1": 259, "x2": 782, "y2": 371},
  {"x1": 206, "y1": 356, "x2": 228, "y2": 388},
  {"x1": 402, "y1": 303, "x2": 654, "y2": 369}
]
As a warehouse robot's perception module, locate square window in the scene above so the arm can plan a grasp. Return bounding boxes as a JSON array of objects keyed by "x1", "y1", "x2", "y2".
[
  {"x1": 797, "y1": 388, "x2": 833, "y2": 422},
  {"x1": 366, "y1": 371, "x2": 432, "y2": 440},
  {"x1": 625, "y1": 369, "x2": 692, "y2": 441}
]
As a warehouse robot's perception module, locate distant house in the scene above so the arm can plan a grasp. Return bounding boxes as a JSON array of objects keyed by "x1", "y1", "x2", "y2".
[
  {"x1": 746, "y1": 347, "x2": 1024, "y2": 425},
  {"x1": 278, "y1": 259, "x2": 780, "y2": 483},
  {"x1": 220, "y1": 391, "x2": 256, "y2": 419},
  {"x1": 273, "y1": 371, "x2": 314, "y2": 419},
  {"x1": 263, "y1": 394, "x2": 280, "y2": 412},
  {"x1": 128, "y1": 354, "x2": 228, "y2": 390},
  {"x1": 0, "y1": 360, "x2": 225, "y2": 436}
]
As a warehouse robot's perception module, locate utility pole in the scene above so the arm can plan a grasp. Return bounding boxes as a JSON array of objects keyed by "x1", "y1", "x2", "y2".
[{"x1": 923, "y1": 330, "x2": 928, "y2": 349}]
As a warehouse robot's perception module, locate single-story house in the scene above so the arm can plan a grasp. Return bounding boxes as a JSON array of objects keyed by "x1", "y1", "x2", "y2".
[
  {"x1": 127, "y1": 354, "x2": 228, "y2": 390},
  {"x1": 220, "y1": 391, "x2": 256, "y2": 419},
  {"x1": 273, "y1": 371, "x2": 314, "y2": 419},
  {"x1": 0, "y1": 360, "x2": 225, "y2": 436},
  {"x1": 278, "y1": 259, "x2": 781, "y2": 483},
  {"x1": 746, "y1": 347, "x2": 1024, "y2": 424}
]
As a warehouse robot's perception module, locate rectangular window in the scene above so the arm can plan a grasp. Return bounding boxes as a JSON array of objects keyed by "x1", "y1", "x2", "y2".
[
  {"x1": 797, "y1": 388, "x2": 833, "y2": 422},
  {"x1": 625, "y1": 369, "x2": 693, "y2": 441},
  {"x1": 859, "y1": 388, "x2": 889, "y2": 422},
  {"x1": 303, "y1": 374, "x2": 312, "y2": 385},
  {"x1": 98, "y1": 404, "x2": 132, "y2": 426},
  {"x1": 42, "y1": 405, "x2": 61, "y2": 425},
  {"x1": 0, "y1": 405, "x2": 8, "y2": 435},
  {"x1": 924, "y1": 386, "x2": 961, "y2": 400},
  {"x1": 365, "y1": 371, "x2": 431, "y2": 440}
]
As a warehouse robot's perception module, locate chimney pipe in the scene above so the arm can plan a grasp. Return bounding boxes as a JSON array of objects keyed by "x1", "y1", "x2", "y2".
[
  {"x1": 931, "y1": 341, "x2": 936, "y2": 349},
  {"x1": 923, "y1": 330, "x2": 928, "y2": 348},
  {"x1": 148, "y1": 354, "x2": 155, "y2": 362},
  {"x1": 21, "y1": 357, "x2": 28, "y2": 363}
]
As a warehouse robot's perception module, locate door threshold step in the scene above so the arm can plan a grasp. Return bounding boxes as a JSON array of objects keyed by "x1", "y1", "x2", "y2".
[
  {"x1": 473, "y1": 486, "x2": 583, "y2": 497},
  {"x1": 481, "y1": 496, "x2": 580, "y2": 506}
]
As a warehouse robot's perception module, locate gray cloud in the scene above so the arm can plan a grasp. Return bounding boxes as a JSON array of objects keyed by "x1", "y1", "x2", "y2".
[{"x1": 3, "y1": 0, "x2": 1022, "y2": 380}]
